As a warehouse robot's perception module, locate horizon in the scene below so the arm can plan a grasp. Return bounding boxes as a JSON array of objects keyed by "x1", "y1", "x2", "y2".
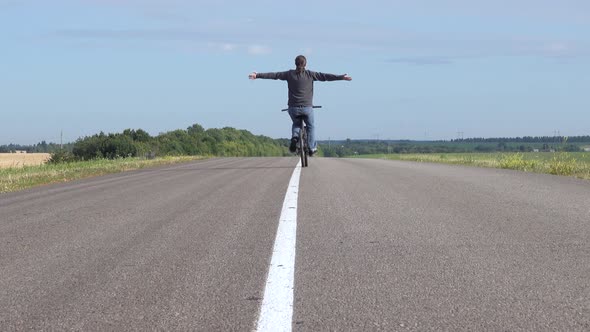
[
  {"x1": 2, "y1": 1, "x2": 589, "y2": 145},
  {"x1": 2, "y1": 123, "x2": 589, "y2": 148}
]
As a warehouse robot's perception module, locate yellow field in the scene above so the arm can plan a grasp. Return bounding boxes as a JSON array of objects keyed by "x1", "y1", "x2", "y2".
[{"x1": 0, "y1": 153, "x2": 51, "y2": 168}]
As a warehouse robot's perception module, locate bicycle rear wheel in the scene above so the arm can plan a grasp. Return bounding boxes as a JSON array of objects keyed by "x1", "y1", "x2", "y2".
[{"x1": 300, "y1": 126, "x2": 308, "y2": 167}]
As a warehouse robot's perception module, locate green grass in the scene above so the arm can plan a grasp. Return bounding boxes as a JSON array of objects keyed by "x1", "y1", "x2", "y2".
[
  {"x1": 351, "y1": 152, "x2": 590, "y2": 180},
  {"x1": 0, "y1": 156, "x2": 205, "y2": 194}
]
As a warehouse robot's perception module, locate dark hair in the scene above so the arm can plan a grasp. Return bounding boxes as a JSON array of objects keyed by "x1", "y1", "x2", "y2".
[{"x1": 295, "y1": 55, "x2": 307, "y2": 73}]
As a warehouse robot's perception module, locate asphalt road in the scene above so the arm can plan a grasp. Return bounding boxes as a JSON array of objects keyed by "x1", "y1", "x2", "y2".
[{"x1": 1, "y1": 157, "x2": 589, "y2": 331}]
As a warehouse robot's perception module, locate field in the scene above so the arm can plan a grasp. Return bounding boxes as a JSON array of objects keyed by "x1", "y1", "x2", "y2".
[
  {"x1": 0, "y1": 156, "x2": 204, "y2": 193},
  {"x1": 0, "y1": 153, "x2": 51, "y2": 168},
  {"x1": 352, "y1": 152, "x2": 590, "y2": 180}
]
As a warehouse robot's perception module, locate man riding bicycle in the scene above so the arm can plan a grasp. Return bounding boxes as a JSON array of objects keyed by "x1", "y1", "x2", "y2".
[{"x1": 249, "y1": 55, "x2": 352, "y2": 155}]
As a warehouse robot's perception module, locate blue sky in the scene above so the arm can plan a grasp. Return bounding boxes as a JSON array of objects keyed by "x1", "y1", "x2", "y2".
[{"x1": 1, "y1": 0, "x2": 589, "y2": 144}]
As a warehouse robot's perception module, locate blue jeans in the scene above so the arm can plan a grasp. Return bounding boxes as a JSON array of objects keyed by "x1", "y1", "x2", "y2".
[{"x1": 288, "y1": 106, "x2": 316, "y2": 150}]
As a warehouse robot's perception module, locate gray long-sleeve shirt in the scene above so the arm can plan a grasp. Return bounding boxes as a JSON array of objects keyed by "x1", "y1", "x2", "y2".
[{"x1": 256, "y1": 69, "x2": 345, "y2": 107}]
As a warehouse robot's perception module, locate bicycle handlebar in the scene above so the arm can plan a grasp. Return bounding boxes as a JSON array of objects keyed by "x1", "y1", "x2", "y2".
[{"x1": 281, "y1": 106, "x2": 322, "y2": 112}]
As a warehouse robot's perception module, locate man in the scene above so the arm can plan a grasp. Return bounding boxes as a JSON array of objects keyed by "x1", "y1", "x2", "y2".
[{"x1": 249, "y1": 55, "x2": 352, "y2": 155}]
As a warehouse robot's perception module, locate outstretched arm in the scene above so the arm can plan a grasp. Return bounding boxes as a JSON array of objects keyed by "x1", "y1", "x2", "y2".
[
  {"x1": 311, "y1": 71, "x2": 352, "y2": 81},
  {"x1": 248, "y1": 71, "x2": 289, "y2": 80}
]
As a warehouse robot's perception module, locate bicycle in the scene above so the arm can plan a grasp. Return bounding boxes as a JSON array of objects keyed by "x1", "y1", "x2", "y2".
[{"x1": 281, "y1": 106, "x2": 321, "y2": 167}]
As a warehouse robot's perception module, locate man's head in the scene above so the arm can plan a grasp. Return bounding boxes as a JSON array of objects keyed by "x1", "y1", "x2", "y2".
[{"x1": 295, "y1": 55, "x2": 307, "y2": 73}]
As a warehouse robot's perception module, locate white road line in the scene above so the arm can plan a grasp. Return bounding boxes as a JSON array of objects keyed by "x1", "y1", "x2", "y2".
[{"x1": 256, "y1": 160, "x2": 302, "y2": 332}]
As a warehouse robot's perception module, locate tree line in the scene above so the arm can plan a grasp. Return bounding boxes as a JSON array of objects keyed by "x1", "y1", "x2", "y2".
[
  {"x1": 70, "y1": 124, "x2": 288, "y2": 160},
  {"x1": 0, "y1": 142, "x2": 74, "y2": 153},
  {"x1": 453, "y1": 136, "x2": 590, "y2": 143},
  {"x1": 1, "y1": 124, "x2": 289, "y2": 161},
  {"x1": 320, "y1": 139, "x2": 586, "y2": 157},
  {"x1": 3, "y1": 131, "x2": 587, "y2": 160}
]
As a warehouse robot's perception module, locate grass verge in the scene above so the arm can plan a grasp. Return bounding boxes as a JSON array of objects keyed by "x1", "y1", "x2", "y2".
[
  {"x1": 351, "y1": 152, "x2": 590, "y2": 180},
  {"x1": 0, "y1": 156, "x2": 205, "y2": 194}
]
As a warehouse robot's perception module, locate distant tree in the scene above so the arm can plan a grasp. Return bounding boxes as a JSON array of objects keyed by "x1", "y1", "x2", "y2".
[
  {"x1": 187, "y1": 124, "x2": 205, "y2": 136},
  {"x1": 474, "y1": 145, "x2": 494, "y2": 152},
  {"x1": 561, "y1": 144, "x2": 581, "y2": 152}
]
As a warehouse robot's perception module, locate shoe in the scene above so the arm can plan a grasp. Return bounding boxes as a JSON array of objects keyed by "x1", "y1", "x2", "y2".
[{"x1": 289, "y1": 137, "x2": 298, "y2": 153}]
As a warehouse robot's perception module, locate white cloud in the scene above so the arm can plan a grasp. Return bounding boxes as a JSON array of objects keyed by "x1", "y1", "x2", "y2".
[
  {"x1": 300, "y1": 47, "x2": 313, "y2": 56},
  {"x1": 545, "y1": 42, "x2": 569, "y2": 53},
  {"x1": 221, "y1": 43, "x2": 237, "y2": 51},
  {"x1": 247, "y1": 45, "x2": 271, "y2": 55},
  {"x1": 388, "y1": 56, "x2": 454, "y2": 65}
]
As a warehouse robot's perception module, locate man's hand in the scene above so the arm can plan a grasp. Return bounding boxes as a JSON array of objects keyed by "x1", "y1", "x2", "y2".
[
  {"x1": 249, "y1": 72, "x2": 257, "y2": 80},
  {"x1": 343, "y1": 74, "x2": 352, "y2": 81}
]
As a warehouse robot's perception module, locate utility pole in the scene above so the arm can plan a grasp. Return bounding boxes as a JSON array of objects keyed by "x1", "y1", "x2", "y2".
[{"x1": 60, "y1": 130, "x2": 63, "y2": 150}]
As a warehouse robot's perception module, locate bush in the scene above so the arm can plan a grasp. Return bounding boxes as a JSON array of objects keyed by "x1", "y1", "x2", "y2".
[
  {"x1": 498, "y1": 153, "x2": 537, "y2": 171},
  {"x1": 548, "y1": 153, "x2": 577, "y2": 176},
  {"x1": 73, "y1": 133, "x2": 138, "y2": 160},
  {"x1": 47, "y1": 150, "x2": 77, "y2": 164}
]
